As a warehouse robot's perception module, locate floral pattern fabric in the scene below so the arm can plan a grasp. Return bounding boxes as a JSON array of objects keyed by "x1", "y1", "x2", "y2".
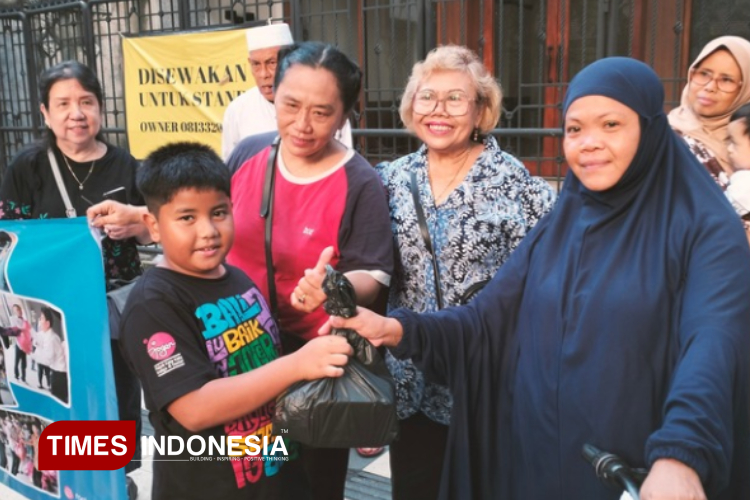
[
  {"x1": 679, "y1": 134, "x2": 750, "y2": 233},
  {"x1": 377, "y1": 136, "x2": 556, "y2": 424},
  {"x1": 0, "y1": 199, "x2": 141, "y2": 284},
  {"x1": 0, "y1": 143, "x2": 143, "y2": 283}
]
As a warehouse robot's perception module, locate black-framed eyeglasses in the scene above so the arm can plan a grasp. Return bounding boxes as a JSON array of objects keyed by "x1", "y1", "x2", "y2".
[
  {"x1": 690, "y1": 68, "x2": 742, "y2": 93},
  {"x1": 413, "y1": 90, "x2": 476, "y2": 117}
]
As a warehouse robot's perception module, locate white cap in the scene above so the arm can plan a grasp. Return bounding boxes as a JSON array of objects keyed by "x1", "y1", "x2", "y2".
[{"x1": 245, "y1": 22, "x2": 293, "y2": 52}]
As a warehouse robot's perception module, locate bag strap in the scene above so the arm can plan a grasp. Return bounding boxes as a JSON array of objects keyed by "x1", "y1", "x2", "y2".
[
  {"x1": 261, "y1": 137, "x2": 282, "y2": 319},
  {"x1": 48, "y1": 148, "x2": 77, "y2": 218},
  {"x1": 409, "y1": 170, "x2": 444, "y2": 309}
]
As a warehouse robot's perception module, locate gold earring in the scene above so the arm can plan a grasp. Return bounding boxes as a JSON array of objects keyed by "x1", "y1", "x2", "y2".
[{"x1": 472, "y1": 128, "x2": 480, "y2": 142}]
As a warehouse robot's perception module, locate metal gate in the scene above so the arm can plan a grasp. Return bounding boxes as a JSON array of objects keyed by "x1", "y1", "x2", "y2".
[{"x1": 1, "y1": 0, "x2": 748, "y2": 179}]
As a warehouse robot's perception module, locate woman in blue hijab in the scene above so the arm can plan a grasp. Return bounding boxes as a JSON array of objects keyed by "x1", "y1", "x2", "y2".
[{"x1": 325, "y1": 57, "x2": 750, "y2": 499}]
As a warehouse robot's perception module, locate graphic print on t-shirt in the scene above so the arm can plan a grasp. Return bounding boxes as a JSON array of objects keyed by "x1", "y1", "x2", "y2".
[{"x1": 195, "y1": 285, "x2": 289, "y2": 489}]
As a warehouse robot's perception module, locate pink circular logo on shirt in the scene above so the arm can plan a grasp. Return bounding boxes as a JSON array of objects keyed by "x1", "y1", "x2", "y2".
[{"x1": 146, "y1": 333, "x2": 177, "y2": 360}]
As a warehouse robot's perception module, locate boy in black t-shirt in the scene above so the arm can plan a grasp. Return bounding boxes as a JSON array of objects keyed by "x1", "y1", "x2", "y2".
[{"x1": 119, "y1": 142, "x2": 352, "y2": 500}]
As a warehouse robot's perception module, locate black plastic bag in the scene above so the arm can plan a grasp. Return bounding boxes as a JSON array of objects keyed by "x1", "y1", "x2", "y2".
[{"x1": 273, "y1": 265, "x2": 399, "y2": 448}]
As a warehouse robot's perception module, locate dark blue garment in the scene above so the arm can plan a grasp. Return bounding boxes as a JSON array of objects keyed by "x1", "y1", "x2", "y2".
[{"x1": 390, "y1": 57, "x2": 750, "y2": 499}]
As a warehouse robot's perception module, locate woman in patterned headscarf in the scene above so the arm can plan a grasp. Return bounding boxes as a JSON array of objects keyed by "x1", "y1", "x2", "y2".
[{"x1": 669, "y1": 36, "x2": 750, "y2": 179}]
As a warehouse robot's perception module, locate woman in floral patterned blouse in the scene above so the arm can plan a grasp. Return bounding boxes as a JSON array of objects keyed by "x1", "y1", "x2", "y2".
[{"x1": 375, "y1": 45, "x2": 556, "y2": 500}]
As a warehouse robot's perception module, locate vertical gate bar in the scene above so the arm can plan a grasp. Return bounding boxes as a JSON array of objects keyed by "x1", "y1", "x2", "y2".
[
  {"x1": 290, "y1": 0, "x2": 302, "y2": 40},
  {"x1": 539, "y1": 0, "x2": 549, "y2": 174},
  {"x1": 356, "y1": 0, "x2": 365, "y2": 143},
  {"x1": 648, "y1": 0, "x2": 658, "y2": 65},
  {"x1": 671, "y1": 0, "x2": 685, "y2": 107},
  {"x1": 21, "y1": 12, "x2": 41, "y2": 137},
  {"x1": 80, "y1": 2, "x2": 97, "y2": 72},
  {"x1": 606, "y1": 0, "x2": 619, "y2": 56},
  {"x1": 630, "y1": 0, "x2": 644, "y2": 59},
  {"x1": 627, "y1": 0, "x2": 634, "y2": 57},
  {"x1": 595, "y1": 0, "x2": 606, "y2": 60},
  {"x1": 178, "y1": 0, "x2": 192, "y2": 30},
  {"x1": 581, "y1": 0, "x2": 588, "y2": 64},
  {"x1": 679, "y1": 0, "x2": 692, "y2": 76},
  {"x1": 481, "y1": 0, "x2": 494, "y2": 73},
  {"x1": 424, "y1": 0, "x2": 434, "y2": 55},
  {"x1": 415, "y1": 0, "x2": 424, "y2": 59},
  {"x1": 510, "y1": 0, "x2": 519, "y2": 158},
  {"x1": 459, "y1": 0, "x2": 465, "y2": 45},
  {"x1": 561, "y1": 0, "x2": 569, "y2": 82}
]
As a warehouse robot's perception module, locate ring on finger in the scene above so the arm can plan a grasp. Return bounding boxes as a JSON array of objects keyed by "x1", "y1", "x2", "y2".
[{"x1": 298, "y1": 293, "x2": 306, "y2": 304}]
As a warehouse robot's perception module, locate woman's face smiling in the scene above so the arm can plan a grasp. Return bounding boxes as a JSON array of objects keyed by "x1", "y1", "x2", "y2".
[
  {"x1": 411, "y1": 70, "x2": 482, "y2": 155},
  {"x1": 146, "y1": 188, "x2": 234, "y2": 279},
  {"x1": 563, "y1": 95, "x2": 641, "y2": 192},
  {"x1": 40, "y1": 78, "x2": 102, "y2": 152}
]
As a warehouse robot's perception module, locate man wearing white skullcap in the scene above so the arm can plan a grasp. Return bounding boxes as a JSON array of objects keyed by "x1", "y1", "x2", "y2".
[{"x1": 222, "y1": 20, "x2": 353, "y2": 160}]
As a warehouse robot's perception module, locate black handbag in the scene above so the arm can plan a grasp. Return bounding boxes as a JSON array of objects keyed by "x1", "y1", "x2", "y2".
[{"x1": 409, "y1": 170, "x2": 489, "y2": 307}]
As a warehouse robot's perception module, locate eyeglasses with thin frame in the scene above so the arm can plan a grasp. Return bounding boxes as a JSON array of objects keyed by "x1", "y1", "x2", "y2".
[
  {"x1": 413, "y1": 90, "x2": 476, "y2": 117},
  {"x1": 690, "y1": 68, "x2": 742, "y2": 93}
]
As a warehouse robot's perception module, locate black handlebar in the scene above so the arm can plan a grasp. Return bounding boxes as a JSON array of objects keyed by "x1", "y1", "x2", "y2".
[{"x1": 582, "y1": 443, "x2": 647, "y2": 500}]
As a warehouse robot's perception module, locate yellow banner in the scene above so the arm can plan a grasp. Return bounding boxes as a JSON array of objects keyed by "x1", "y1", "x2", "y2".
[{"x1": 122, "y1": 29, "x2": 252, "y2": 159}]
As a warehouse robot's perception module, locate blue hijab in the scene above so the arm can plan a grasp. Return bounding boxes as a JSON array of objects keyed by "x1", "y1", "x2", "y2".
[
  {"x1": 507, "y1": 57, "x2": 750, "y2": 498},
  {"x1": 392, "y1": 57, "x2": 750, "y2": 499}
]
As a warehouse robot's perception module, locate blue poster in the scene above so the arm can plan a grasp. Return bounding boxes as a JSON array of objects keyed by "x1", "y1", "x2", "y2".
[{"x1": 0, "y1": 218, "x2": 127, "y2": 500}]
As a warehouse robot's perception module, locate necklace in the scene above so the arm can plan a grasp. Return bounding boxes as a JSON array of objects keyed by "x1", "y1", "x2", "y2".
[
  {"x1": 430, "y1": 146, "x2": 473, "y2": 204},
  {"x1": 62, "y1": 154, "x2": 96, "y2": 191}
]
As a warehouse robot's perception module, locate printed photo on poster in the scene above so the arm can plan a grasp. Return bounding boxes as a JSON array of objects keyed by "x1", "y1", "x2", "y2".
[
  {"x1": 0, "y1": 231, "x2": 17, "y2": 292},
  {"x1": 0, "y1": 410, "x2": 58, "y2": 495},
  {"x1": 0, "y1": 294, "x2": 70, "y2": 406},
  {"x1": 0, "y1": 217, "x2": 128, "y2": 499}
]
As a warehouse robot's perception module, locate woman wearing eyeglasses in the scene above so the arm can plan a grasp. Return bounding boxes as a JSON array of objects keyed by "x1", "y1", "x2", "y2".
[
  {"x1": 668, "y1": 37, "x2": 750, "y2": 189},
  {"x1": 375, "y1": 45, "x2": 555, "y2": 500}
]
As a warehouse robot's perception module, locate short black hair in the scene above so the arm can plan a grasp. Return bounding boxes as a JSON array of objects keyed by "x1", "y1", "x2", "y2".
[
  {"x1": 40, "y1": 306, "x2": 54, "y2": 326},
  {"x1": 137, "y1": 142, "x2": 230, "y2": 215},
  {"x1": 731, "y1": 102, "x2": 750, "y2": 138},
  {"x1": 275, "y1": 41, "x2": 363, "y2": 115}
]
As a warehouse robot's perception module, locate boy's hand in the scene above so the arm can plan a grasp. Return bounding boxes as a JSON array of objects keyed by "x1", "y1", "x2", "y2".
[
  {"x1": 319, "y1": 307, "x2": 403, "y2": 347},
  {"x1": 291, "y1": 246, "x2": 334, "y2": 313},
  {"x1": 294, "y1": 335, "x2": 352, "y2": 379}
]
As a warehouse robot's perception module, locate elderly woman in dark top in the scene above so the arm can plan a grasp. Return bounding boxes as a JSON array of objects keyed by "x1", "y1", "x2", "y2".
[
  {"x1": 0, "y1": 60, "x2": 146, "y2": 490},
  {"x1": 0, "y1": 61, "x2": 149, "y2": 273},
  {"x1": 374, "y1": 45, "x2": 555, "y2": 500}
]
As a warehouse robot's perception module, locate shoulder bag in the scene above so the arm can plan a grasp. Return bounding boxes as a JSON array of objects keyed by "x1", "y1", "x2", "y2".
[
  {"x1": 408, "y1": 170, "x2": 489, "y2": 306},
  {"x1": 48, "y1": 148, "x2": 138, "y2": 339}
]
